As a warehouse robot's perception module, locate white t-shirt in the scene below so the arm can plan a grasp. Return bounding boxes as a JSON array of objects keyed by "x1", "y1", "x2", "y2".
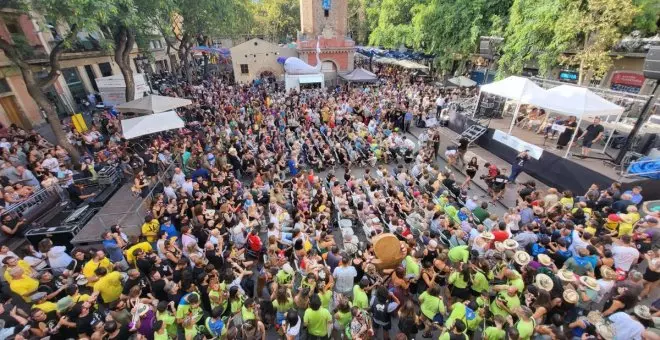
[
  {"x1": 286, "y1": 316, "x2": 301, "y2": 336},
  {"x1": 609, "y1": 312, "x2": 644, "y2": 340},
  {"x1": 611, "y1": 245, "x2": 640, "y2": 272}
]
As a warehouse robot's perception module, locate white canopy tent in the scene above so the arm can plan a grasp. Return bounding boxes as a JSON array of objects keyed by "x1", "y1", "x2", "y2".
[
  {"x1": 121, "y1": 110, "x2": 185, "y2": 139},
  {"x1": 449, "y1": 76, "x2": 477, "y2": 87},
  {"x1": 479, "y1": 76, "x2": 550, "y2": 135},
  {"x1": 115, "y1": 95, "x2": 192, "y2": 114},
  {"x1": 543, "y1": 85, "x2": 625, "y2": 157}
]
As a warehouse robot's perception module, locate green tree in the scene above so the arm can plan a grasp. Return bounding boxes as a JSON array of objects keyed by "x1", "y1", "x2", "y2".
[
  {"x1": 629, "y1": 0, "x2": 660, "y2": 35},
  {"x1": 368, "y1": 0, "x2": 420, "y2": 48},
  {"x1": 498, "y1": 0, "x2": 640, "y2": 84},
  {"x1": 410, "y1": 0, "x2": 512, "y2": 72},
  {"x1": 0, "y1": 0, "x2": 116, "y2": 162},
  {"x1": 250, "y1": 0, "x2": 299, "y2": 43},
  {"x1": 157, "y1": 0, "x2": 252, "y2": 83},
  {"x1": 497, "y1": 0, "x2": 579, "y2": 78}
]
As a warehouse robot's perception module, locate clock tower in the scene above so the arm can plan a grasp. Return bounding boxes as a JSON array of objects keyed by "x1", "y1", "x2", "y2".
[{"x1": 298, "y1": 0, "x2": 355, "y2": 78}]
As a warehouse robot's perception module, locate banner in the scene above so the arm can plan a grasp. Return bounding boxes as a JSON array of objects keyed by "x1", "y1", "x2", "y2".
[{"x1": 492, "y1": 129, "x2": 544, "y2": 160}]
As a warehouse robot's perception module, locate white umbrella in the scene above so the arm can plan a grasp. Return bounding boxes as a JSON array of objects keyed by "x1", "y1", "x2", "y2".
[
  {"x1": 121, "y1": 110, "x2": 185, "y2": 139},
  {"x1": 115, "y1": 95, "x2": 192, "y2": 114},
  {"x1": 448, "y1": 76, "x2": 477, "y2": 87}
]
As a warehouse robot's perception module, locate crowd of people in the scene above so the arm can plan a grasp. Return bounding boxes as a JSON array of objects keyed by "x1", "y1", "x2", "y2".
[{"x1": 0, "y1": 67, "x2": 657, "y2": 340}]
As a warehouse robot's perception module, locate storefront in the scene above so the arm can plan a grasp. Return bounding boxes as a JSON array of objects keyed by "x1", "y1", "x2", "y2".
[{"x1": 609, "y1": 71, "x2": 645, "y2": 94}]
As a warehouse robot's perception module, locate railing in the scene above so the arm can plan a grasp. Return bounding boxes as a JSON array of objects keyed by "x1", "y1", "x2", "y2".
[{"x1": 2, "y1": 185, "x2": 66, "y2": 219}]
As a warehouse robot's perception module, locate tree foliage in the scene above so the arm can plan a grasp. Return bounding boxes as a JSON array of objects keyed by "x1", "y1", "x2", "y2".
[
  {"x1": 250, "y1": 0, "x2": 299, "y2": 43},
  {"x1": 368, "y1": 0, "x2": 420, "y2": 48},
  {"x1": 497, "y1": 0, "x2": 640, "y2": 83},
  {"x1": 0, "y1": 0, "x2": 117, "y2": 161}
]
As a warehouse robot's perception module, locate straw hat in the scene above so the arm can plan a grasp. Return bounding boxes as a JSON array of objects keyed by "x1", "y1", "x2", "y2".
[
  {"x1": 480, "y1": 231, "x2": 495, "y2": 240},
  {"x1": 537, "y1": 254, "x2": 552, "y2": 267},
  {"x1": 534, "y1": 273, "x2": 554, "y2": 292},
  {"x1": 586, "y1": 311, "x2": 604, "y2": 325},
  {"x1": 595, "y1": 323, "x2": 615, "y2": 340},
  {"x1": 503, "y1": 239, "x2": 519, "y2": 250},
  {"x1": 579, "y1": 276, "x2": 600, "y2": 291},
  {"x1": 494, "y1": 241, "x2": 505, "y2": 252},
  {"x1": 557, "y1": 269, "x2": 576, "y2": 282},
  {"x1": 634, "y1": 305, "x2": 652, "y2": 320},
  {"x1": 600, "y1": 266, "x2": 617, "y2": 280},
  {"x1": 514, "y1": 251, "x2": 531, "y2": 266},
  {"x1": 563, "y1": 289, "x2": 579, "y2": 304}
]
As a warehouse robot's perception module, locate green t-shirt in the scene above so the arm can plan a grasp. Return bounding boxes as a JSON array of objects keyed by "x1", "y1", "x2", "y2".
[
  {"x1": 304, "y1": 307, "x2": 332, "y2": 336},
  {"x1": 337, "y1": 309, "x2": 352, "y2": 328},
  {"x1": 156, "y1": 311, "x2": 177, "y2": 338},
  {"x1": 471, "y1": 271, "x2": 489, "y2": 293},
  {"x1": 404, "y1": 255, "x2": 420, "y2": 278},
  {"x1": 319, "y1": 290, "x2": 333, "y2": 310},
  {"x1": 490, "y1": 292, "x2": 520, "y2": 318},
  {"x1": 353, "y1": 285, "x2": 369, "y2": 310},
  {"x1": 448, "y1": 245, "x2": 470, "y2": 263},
  {"x1": 484, "y1": 326, "x2": 506, "y2": 340},
  {"x1": 516, "y1": 319, "x2": 536, "y2": 340},
  {"x1": 208, "y1": 290, "x2": 228, "y2": 312},
  {"x1": 445, "y1": 302, "x2": 466, "y2": 328},
  {"x1": 419, "y1": 291, "x2": 445, "y2": 319},
  {"x1": 230, "y1": 296, "x2": 245, "y2": 314},
  {"x1": 508, "y1": 270, "x2": 525, "y2": 293},
  {"x1": 184, "y1": 326, "x2": 197, "y2": 339},
  {"x1": 448, "y1": 271, "x2": 468, "y2": 289},
  {"x1": 176, "y1": 293, "x2": 204, "y2": 323},
  {"x1": 154, "y1": 330, "x2": 169, "y2": 340},
  {"x1": 439, "y1": 331, "x2": 467, "y2": 340},
  {"x1": 241, "y1": 306, "x2": 256, "y2": 321},
  {"x1": 273, "y1": 298, "x2": 294, "y2": 313}
]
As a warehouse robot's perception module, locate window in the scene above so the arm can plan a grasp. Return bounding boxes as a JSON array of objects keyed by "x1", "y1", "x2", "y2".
[
  {"x1": 240, "y1": 64, "x2": 249, "y2": 74},
  {"x1": 99, "y1": 62, "x2": 113, "y2": 77},
  {"x1": 4, "y1": 17, "x2": 19, "y2": 34},
  {"x1": 0, "y1": 79, "x2": 10, "y2": 94}
]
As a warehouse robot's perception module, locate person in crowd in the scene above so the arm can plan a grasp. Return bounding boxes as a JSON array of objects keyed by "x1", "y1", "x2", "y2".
[{"x1": 0, "y1": 71, "x2": 653, "y2": 340}]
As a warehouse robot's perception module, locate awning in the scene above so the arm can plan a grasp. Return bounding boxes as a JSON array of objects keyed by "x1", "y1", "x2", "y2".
[
  {"x1": 448, "y1": 76, "x2": 477, "y2": 87},
  {"x1": 480, "y1": 76, "x2": 549, "y2": 106},
  {"x1": 121, "y1": 110, "x2": 185, "y2": 139},
  {"x1": 543, "y1": 85, "x2": 624, "y2": 117},
  {"x1": 298, "y1": 74, "x2": 324, "y2": 84},
  {"x1": 115, "y1": 95, "x2": 192, "y2": 114},
  {"x1": 340, "y1": 68, "x2": 378, "y2": 82}
]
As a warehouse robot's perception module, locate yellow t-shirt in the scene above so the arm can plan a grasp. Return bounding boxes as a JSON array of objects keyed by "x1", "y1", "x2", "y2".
[
  {"x1": 126, "y1": 242, "x2": 153, "y2": 264},
  {"x1": 141, "y1": 219, "x2": 160, "y2": 242},
  {"x1": 9, "y1": 276, "x2": 38, "y2": 301},
  {"x1": 82, "y1": 258, "x2": 114, "y2": 286},
  {"x1": 618, "y1": 212, "x2": 640, "y2": 237},
  {"x1": 34, "y1": 301, "x2": 57, "y2": 314},
  {"x1": 560, "y1": 197, "x2": 574, "y2": 209},
  {"x1": 94, "y1": 271, "x2": 123, "y2": 303},
  {"x1": 3, "y1": 260, "x2": 34, "y2": 282}
]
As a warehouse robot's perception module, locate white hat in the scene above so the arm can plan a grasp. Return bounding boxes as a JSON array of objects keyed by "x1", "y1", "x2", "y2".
[
  {"x1": 579, "y1": 276, "x2": 600, "y2": 291},
  {"x1": 595, "y1": 323, "x2": 615, "y2": 340},
  {"x1": 480, "y1": 232, "x2": 495, "y2": 240},
  {"x1": 563, "y1": 289, "x2": 578, "y2": 304},
  {"x1": 537, "y1": 254, "x2": 552, "y2": 267},
  {"x1": 282, "y1": 263, "x2": 295, "y2": 275},
  {"x1": 502, "y1": 239, "x2": 519, "y2": 250},
  {"x1": 634, "y1": 305, "x2": 652, "y2": 320},
  {"x1": 514, "y1": 251, "x2": 531, "y2": 266},
  {"x1": 557, "y1": 269, "x2": 576, "y2": 282},
  {"x1": 534, "y1": 273, "x2": 554, "y2": 292}
]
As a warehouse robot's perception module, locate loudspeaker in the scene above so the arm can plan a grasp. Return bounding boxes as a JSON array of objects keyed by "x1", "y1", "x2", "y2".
[
  {"x1": 636, "y1": 133, "x2": 659, "y2": 155},
  {"x1": 643, "y1": 46, "x2": 660, "y2": 80},
  {"x1": 25, "y1": 224, "x2": 82, "y2": 251}
]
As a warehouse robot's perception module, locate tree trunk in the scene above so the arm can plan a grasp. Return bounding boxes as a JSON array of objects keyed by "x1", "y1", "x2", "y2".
[
  {"x1": 21, "y1": 68, "x2": 80, "y2": 163},
  {"x1": 357, "y1": 1, "x2": 367, "y2": 44},
  {"x1": 114, "y1": 27, "x2": 136, "y2": 102}
]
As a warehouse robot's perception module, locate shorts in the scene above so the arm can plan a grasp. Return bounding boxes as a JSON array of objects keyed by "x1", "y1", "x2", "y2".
[
  {"x1": 644, "y1": 269, "x2": 660, "y2": 282},
  {"x1": 582, "y1": 139, "x2": 594, "y2": 148},
  {"x1": 373, "y1": 321, "x2": 392, "y2": 331}
]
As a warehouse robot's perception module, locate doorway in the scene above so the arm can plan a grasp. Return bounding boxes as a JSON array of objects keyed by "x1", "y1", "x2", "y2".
[{"x1": 0, "y1": 95, "x2": 30, "y2": 129}]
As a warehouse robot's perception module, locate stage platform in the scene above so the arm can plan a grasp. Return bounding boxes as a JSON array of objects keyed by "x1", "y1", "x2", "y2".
[
  {"x1": 486, "y1": 116, "x2": 629, "y2": 181},
  {"x1": 71, "y1": 183, "x2": 147, "y2": 246}
]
